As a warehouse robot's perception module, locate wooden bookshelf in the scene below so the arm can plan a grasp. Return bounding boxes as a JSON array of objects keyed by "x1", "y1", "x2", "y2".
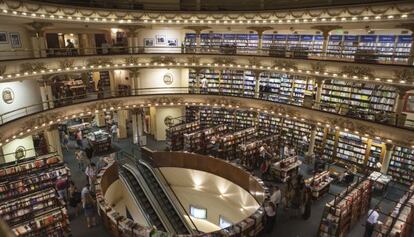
[
  {"x1": 388, "y1": 146, "x2": 414, "y2": 186},
  {"x1": 166, "y1": 121, "x2": 201, "y2": 151}
]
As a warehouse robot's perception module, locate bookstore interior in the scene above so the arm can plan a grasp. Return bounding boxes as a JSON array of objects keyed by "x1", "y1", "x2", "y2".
[{"x1": 1, "y1": 0, "x2": 414, "y2": 237}]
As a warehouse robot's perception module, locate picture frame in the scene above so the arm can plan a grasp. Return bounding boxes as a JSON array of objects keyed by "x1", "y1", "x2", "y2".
[
  {"x1": 0, "y1": 32, "x2": 8, "y2": 44},
  {"x1": 144, "y1": 38, "x2": 154, "y2": 47},
  {"x1": 9, "y1": 32, "x2": 21, "y2": 48},
  {"x1": 155, "y1": 35, "x2": 166, "y2": 45},
  {"x1": 167, "y1": 38, "x2": 178, "y2": 47}
]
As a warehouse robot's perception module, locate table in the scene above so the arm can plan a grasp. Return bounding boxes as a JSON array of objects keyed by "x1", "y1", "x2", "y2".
[
  {"x1": 271, "y1": 160, "x2": 302, "y2": 182},
  {"x1": 368, "y1": 171, "x2": 391, "y2": 193}
]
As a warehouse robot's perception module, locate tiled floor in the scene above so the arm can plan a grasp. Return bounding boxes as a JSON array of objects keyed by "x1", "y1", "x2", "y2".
[{"x1": 62, "y1": 130, "x2": 408, "y2": 237}]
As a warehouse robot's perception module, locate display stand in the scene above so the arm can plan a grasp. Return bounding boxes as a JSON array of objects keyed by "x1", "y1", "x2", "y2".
[
  {"x1": 270, "y1": 156, "x2": 302, "y2": 182},
  {"x1": 368, "y1": 171, "x2": 392, "y2": 193},
  {"x1": 305, "y1": 171, "x2": 333, "y2": 200},
  {"x1": 87, "y1": 130, "x2": 112, "y2": 153}
]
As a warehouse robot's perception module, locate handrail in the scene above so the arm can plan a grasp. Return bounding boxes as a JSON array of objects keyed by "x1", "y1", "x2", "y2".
[
  {"x1": 0, "y1": 45, "x2": 412, "y2": 66},
  {"x1": 138, "y1": 159, "x2": 199, "y2": 233},
  {"x1": 0, "y1": 86, "x2": 413, "y2": 131}
]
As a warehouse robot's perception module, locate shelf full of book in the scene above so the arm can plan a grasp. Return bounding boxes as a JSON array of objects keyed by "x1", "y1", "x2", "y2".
[
  {"x1": 318, "y1": 179, "x2": 372, "y2": 237},
  {"x1": 388, "y1": 146, "x2": 414, "y2": 186},
  {"x1": 166, "y1": 121, "x2": 201, "y2": 151}
]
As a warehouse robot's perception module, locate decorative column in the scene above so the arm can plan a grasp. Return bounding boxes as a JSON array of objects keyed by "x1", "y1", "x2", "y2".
[
  {"x1": 123, "y1": 25, "x2": 145, "y2": 54},
  {"x1": 184, "y1": 26, "x2": 211, "y2": 52},
  {"x1": 128, "y1": 69, "x2": 139, "y2": 95},
  {"x1": 38, "y1": 77, "x2": 54, "y2": 110},
  {"x1": 247, "y1": 27, "x2": 273, "y2": 54},
  {"x1": 311, "y1": 25, "x2": 342, "y2": 57},
  {"x1": 253, "y1": 70, "x2": 262, "y2": 98},
  {"x1": 117, "y1": 110, "x2": 129, "y2": 139},
  {"x1": 381, "y1": 143, "x2": 394, "y2": 174},
  {"x1": 307, "y1": 125, "x2": 317, "y2": 155},
  {"x1": 314, "y1": 77, "x2": 324, "y2": 109},
  {"x1": 395, "y1": 86, "x2": 410, "y2": 126},
  {"x1": 109, "y1": 70, "x2": 117, "y2": 97},
  {"x1": 26, "y1": 22, "x2": 52, "y2": 58},
  {"x1": 95, "y1": 112, "x2": 106, "y2": 127},
  {"x1": 45, "y1": 125, "x2": 63, "y2": 160},
  {"x1": 78, "y1": 33, "x2": 89, "y2": 55},
  {"x1": 131, "y1": 109, "x2": 144, "y2": 144}
]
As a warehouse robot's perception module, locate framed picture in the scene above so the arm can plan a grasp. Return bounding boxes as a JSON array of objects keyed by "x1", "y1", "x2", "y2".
[
  {"x1": 0, "y1": 32, "x2": 8, "y2": 43},
  {"x1": 155, "y1": 35, "x2": 166, "y2": 45},
  {"x1": 9, "y1": 32, "x2": 21, "y2": 48},
  {"x1": 144, "y1": 38, "x2": 154, "y2": 47},
  {"x1": 167, "y1": 38, "x2": 178, "y2": 47}
]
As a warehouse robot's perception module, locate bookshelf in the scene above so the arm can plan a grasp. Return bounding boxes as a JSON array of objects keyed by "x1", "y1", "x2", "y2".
[
  {"x1": 184, "y1": 124, "x2": 228, "y2": 153},
  {"x1": 0, "y1": 153, "x2": 70, "y2": 237},
  {"x1": 335, "y1": 131, "x2": 367, "y2": 166},
  {"x1": 388, "y1": 146, "x2": 414, "y2": 186},
  {"x1": 239, "y1": 134, "x2": 279, "y2": 170},
  {"x1": 374, "y1": 184, "x2": 414, "y2": 237},
  {"x1": 318, "y1": 179, "x2": 372, "y2": 237},
  {"x1": 166, "y1": 121, "x2": 201, "y2": 151},
  {"x1": 320, "y1": 80, "x2": 397, "y2": 120},
  {"x1": 218, "y1": 127, "x2": 257, "y2": 160}
]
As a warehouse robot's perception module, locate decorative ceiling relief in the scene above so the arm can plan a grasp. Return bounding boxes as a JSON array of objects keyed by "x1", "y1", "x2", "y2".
[
  {"x1": 20, "y1": 62, "x2": 47, "y2": 74},
  {"x1": 369, "y1": 5, "x2": 390, "y2": 14},
  {"x1": 341, "y1": 65, "x2": 373, "y2": 78},
  {"x1": 347, "y1": 6, "x2": 366, "y2": 15},
  {"x1": 394, "y1": 69, "x2": 414, "y2": 84}
]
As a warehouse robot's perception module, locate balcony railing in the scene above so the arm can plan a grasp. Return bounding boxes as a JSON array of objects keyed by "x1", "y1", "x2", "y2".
[
  {"x1": 0, "y1": 87, "x2": 412, "y2": 130},
  {"x1": 0, "y1": 45, "x2": 412, "y2": 66}
]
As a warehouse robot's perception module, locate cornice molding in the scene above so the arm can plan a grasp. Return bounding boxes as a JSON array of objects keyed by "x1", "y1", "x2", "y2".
[
  {"x1": 0, "y1": 1, "x2": 413, "y2": 27},
  {"x1": 0, "y1": 53, "x2": 412, "y2": 88},
  {"x1": 0, "y1": 94, "x2": 413, "y2": 147}
]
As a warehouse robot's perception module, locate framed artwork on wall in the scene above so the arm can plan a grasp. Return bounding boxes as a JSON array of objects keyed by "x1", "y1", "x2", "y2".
[
  {"x1": 155, "y1": 35, "x2": 166, "y2": 45},
  {"x1": 9, "y1": 32, "x2": 21, "y2": 48},
  {"x1": 167, "y1": 38, "x2": 178, "y2": 47},
  {"x1": 144, "y1": 38, "x2": 154, "y2": 47},
  {"x1": 0, "y1": 32, "x2": 8, "y2": 43}
]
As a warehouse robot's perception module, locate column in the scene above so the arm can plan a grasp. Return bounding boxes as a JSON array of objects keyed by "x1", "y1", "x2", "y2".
[
  {"x1": 314, "y1": 77, "x2": 324, "y2": 109},
  {"x1": 38, "y1": 79, "x2": 54, "y2": 110},
  {"x1": 395, "y1": 87, "x2": 409, "y2": 126},
  {"x1": 381, "y1": 143, "x2": 394, "y2": 174},
  {"x1": 184, "y1": 26, "x2": 211, "y2": 53},
  {"x1": 398, "y1": 24, "x2": 414, "y2": 65},
  {"x1": 254, "y1": 70, "x2": 261, "y2": 98},
  {"x1": 39, "y1": 36, "x2": 47, "y2": 58},
  {"x1": 131, "y1": 109, "x2": 144, "y2": 144},
  {"x1": 117, "y1": 110, "x2": 129, "y2": 139},
  {"x1": 311, "y1": 25, "x2": 342, "y2": 57},
  {"x1": 31, "y1": 36, "x2": 41, "y2": 58},
  {"x1": 45, "y1": 126, "x2": 63, "y2": 160},
  {"x1": 128, "y1": 69, "x2": 139, "y2": 95},
  {"x1": 123, "y1": 25, "x2": 145, "y2": 53},
  {"x1": 307, "y1": 125, "x2": 317, "y2": 155},
  {"x1": 133, "y1": 36, "x2": 139, "y2": 53},
  {"x1": 78, "y1": 33, "x2": 89, "y2": 55},
  {"x1": 247, "y1": 27, "x2": 272, "y2": 54},
  {"x1": 195, "y1": 30, "x2": 201, "y2": 52},
  {"x1": 127, "y1": 37, "x2": 134, "y2": 54},
  {"x1": 109, "y1": 70, "x2": 117, "y2": 97},
  {"x1": 95, "y1": 112, "x2": 106, "y2": 127}
]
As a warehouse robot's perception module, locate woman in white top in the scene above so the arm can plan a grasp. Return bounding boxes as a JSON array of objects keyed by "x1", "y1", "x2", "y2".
[{"x1": 265, "y1": 202, "x2": 276, "y2": 233}]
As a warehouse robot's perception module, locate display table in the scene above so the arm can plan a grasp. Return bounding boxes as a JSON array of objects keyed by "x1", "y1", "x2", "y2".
[
  {"x1": 87, "y1": 130, "x2": 111, "y2": 153},
  {"x1": 271, "y1": 156, "x2": 302, "y2": 182},
  {"x1": 305, "y1": 171, "x2": 333, "y2": 200},
  {"x1": 67, "y1": 122, "x2": 91, "y2": 138},
  {"x1": 368, "y1": 171, "x2": 392, "y2": 193}
]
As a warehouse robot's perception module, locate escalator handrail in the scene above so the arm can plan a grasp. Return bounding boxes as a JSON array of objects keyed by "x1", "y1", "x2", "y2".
[
  {"x1": 122, "y1": 163, "x2": 177, "y2": 234},
  {"x1": 139, "y1": 160, "x2": 198, "y2": 234},
  {"x1": 118, "y1": 170, "x2": 153, "y2": 227}
]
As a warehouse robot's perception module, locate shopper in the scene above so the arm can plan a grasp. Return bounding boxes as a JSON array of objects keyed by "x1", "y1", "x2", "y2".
[
  {"x1": 75, "y1": 149, "x2": 86, "y2": 171},
  {"x1": 85, "y1": 144, "x2": 94, "y2": 161},
  {"x1": 364, "y1": 208, "x2": 380, "y2": 237},
  {"x1": 68, "y1": 181, "x2": 81, "y2": 216},
  {"x1": 302, "y1": 186, "x2": 312, "y2": 220},
  {"x1": 82, "y1": 188, "x2": 97, "y2": 228},
  {"x1": 264, "y1": 201, "x2": 276, "y2": 233},
  {"x1": 55, "y1": 175, "x2": 68, "y2": 203},
  {"x1": 111, "y1": 123, "x2": 118, "y2": 142},
  {"x1": 75, "y1": 129, "x2": 83, "y2": 148},
  {"x1": 85, "y1": 163, "x2": 97, "y2": 192},
  {"x1": 270, "y1": 186, "x2": 282, "y2": 209},
  {"x1": 61, "y1": 132, "x2": 69, "y2": 151}
]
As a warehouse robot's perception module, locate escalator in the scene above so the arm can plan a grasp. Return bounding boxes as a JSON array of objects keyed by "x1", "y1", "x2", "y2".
[
  {"x1": 137, "y1": 161, "x2": 192, "y2": 234},
  {"x1": 119, "y1": 166, "x2": 167, "y2": 232}
]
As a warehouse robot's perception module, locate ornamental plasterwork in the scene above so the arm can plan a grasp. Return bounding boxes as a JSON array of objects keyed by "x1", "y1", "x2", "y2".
[
  {"x1": 248, "y1": 57, "x2": 261, "y2": 68},
  {"x1": 272, "y1": 60, "x2": 297, "y2": 70},
  {"x1": 0, "y1": 0, "x2": 412, "y2": 25},
  {"x1": 59, "y1": 59, "x2": 74, "y2": 69},
  {"x1": 341, "y1": 65, "x2": 373, "y2": 78},
  {"x1": 186, "y1": 56, "x2": 200, "y2": 65},
  {"x1": 0, "y1": 64, "x2": 6, "y2": 76},
  {"x1": 311, "y1": 62, "x2": 326, "y2": 73},
  {"x1": 213, "y1": 57, "x2": 236, "y2": 65},
  {"x1": 148, "y1": 96, "x2": 185, "y2": 105},
  {"x1": 150, "y1": 56, "x2": 176, "y2": 65},
  {"x1": 394, "y1": 69, "x2": 414, "y2": 83},
  {"x1": 87, "y1": 58, "x2": 113, "y2": 67},
  {"x1": 326, "y1": 117, "x2": 376, "y2": 136},
  {"x1": 124, "y1": 56, "x2": 141, "y2": 65},
  {"x1": 206, "y1": 97, "x2": 241, "y2": 108},
  {"x1": 20, "y1": 62, "x2": 47, "y2": 73}
]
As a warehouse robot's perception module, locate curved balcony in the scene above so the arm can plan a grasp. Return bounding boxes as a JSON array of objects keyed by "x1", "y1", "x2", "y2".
[
  {"x1": 1, "y1": 46, "x2": 413, "y2": 67},
  {"x1": 96, "y1": 151, "x2": 266, "y2": 237},
  {"x1": 0, "y1": 88, "x2": 413, "y2": 148}
]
